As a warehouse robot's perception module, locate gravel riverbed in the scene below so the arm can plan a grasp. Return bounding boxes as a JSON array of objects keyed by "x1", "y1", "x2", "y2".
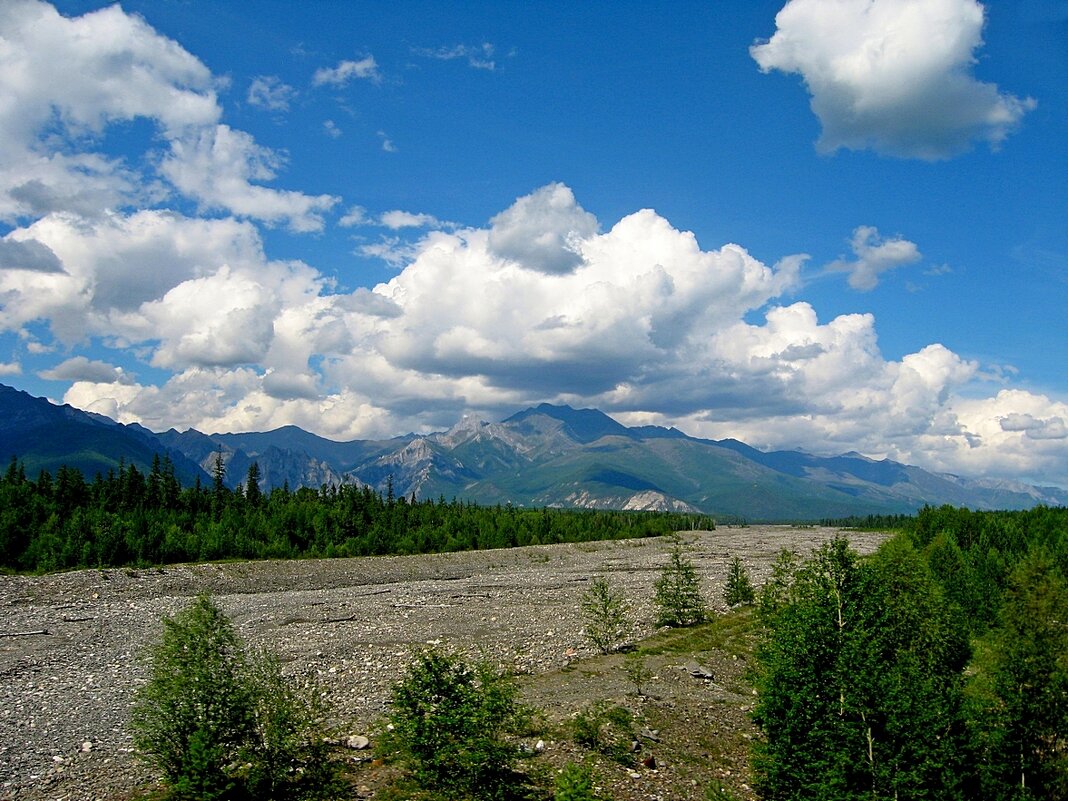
[{"x1": 0, "y1": 526, "x2": 886, "y2": 801}]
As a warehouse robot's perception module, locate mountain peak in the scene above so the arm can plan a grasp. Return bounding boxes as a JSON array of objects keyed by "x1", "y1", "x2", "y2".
[{"x1": 503, "y1": 403, "x2": 630, "y2": 444}]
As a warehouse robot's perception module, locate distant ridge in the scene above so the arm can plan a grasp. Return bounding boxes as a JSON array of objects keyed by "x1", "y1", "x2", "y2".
[{"x1": 1, "y1": 384, "x2": 1065, "y2": 520}]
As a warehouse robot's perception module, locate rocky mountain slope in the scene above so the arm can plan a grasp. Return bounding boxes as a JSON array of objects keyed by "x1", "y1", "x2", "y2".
[{"x1": 3, "y1": 384, "x2": 1065, "y2": 520}]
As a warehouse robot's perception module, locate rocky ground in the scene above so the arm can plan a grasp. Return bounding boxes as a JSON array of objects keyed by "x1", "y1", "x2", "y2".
[{"x1": 0, "y1": 526, "x2": 887, "y2": 801}]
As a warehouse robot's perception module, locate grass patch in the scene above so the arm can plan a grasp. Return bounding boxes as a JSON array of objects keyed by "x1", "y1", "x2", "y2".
[{"x1": 638, "y1": 606, "x2": 759, "y2": 659}]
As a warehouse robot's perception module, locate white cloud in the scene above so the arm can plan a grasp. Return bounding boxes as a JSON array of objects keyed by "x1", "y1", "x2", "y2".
[
  {"x1": 312, "y1": 56, "x2": 381, "y2": 87},
  {"x1": 160, "y1": 125, "x2": 339, "y2": 232},
  {"x1": 0, "y1": 210, "x2": 266, "y2": 343},
  {"x1": 0, "y1": 1, "x2": 336, "y2": 231},
  {"x1": 377, "y1": 131, "x2": 398, "y2": 152},
  {"x1": 751, "y1": 0, "x2": 1036, "y2": 159},
  {"x1": 338, "y1": 206, "x2": 368, "y2": 227},
  {"x1": 379, "y1": 210, "x2": 445, "y2": 230},
  {"x1": 15, "y1": 182, "x2": 1062, "y2": 488},
  {"x1": 828, "y1": 226, "x2": 922, "y2": 290},
  {"x1": 487, "y1": 183, "x2": 599, "y2": 274},
  {"x1": 247, "y1": 75, "x2": 297, "y2": 112},
  {"x1": 0, "y1": 362, "x2": 21, "y2": 376},
  {"x1": 38, "y1": 355, "x2": 132, "y2": 384},
  {"x1": 323, "y1": 119, "x2": 342, "y2": 138},
  {"x1": 414, "y1": 43, "x2": 497, "y2": 71}
]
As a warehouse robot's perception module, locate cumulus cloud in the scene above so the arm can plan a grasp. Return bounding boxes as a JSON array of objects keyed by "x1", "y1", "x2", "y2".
[
  {"x1": 0, "y1": 1, "x2": 336, "y2": 230},
  {"x1": 38, "y1": 356, "x2": 132, "y2": 384},
  {"x1": 0, "y1": 362, "x2": 21, "y2": 376},
  {"x1": 751, "y1": 0, "x2": 1036, "y2": 159},
  {"x1": 10, "y1": 182, "x2": 1061, "y2": 488},
  {"x1": 312, "y1": 56, "x2": 381, "y2": 86},
  {"x1": 487, "y1": 183, "x2": 599, "y2": 274},
  {"x1": 829, "y1": 226, "x2": 922, "y2": 290},
  {"x1": 0, "y1": 210, "x2": 266, "y2": 342},
  {"x1": 247, "y1": 75, "x2": 297, "y2": 112},
  {"x1": 161, "y1": 125, "x2": 339, "y2": 232}
]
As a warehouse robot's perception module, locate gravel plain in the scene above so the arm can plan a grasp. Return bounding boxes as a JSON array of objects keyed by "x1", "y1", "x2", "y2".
[{"x1": 0, "y1": 526, "x2": 887, "y2": 801}]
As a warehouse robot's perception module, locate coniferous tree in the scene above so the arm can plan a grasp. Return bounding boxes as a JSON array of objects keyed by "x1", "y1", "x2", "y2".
[
  {"x1": 723, "y1": 555, "x2": 755, "y2": 606},
  {"x1": 653, "y1": 544, "x2": 707, "y2": 627}
]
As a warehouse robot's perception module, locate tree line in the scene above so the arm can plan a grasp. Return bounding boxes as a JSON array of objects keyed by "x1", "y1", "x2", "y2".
[{"x1": 0, "y1": 455, "x2": 713, "y2": 573}]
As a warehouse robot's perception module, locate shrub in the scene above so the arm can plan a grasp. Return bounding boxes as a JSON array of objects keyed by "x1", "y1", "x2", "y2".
[
  {"x1": 623, "y1": 653, "x2": 653, "y2": 696},
  {"x1": 387, "y1": 647, "x2": 526, "y2": 800},
  {"x1": 555, "y1": 762, "x2": 600, "y2": 801},
  {"x1": 131, "y1": 594, "x2": 337, "y2": 801},
  {"x1": 581, "y1": 576, "x2": 631, "y2": 654},
  {"x1": 569, "y1": 702, "x2": 635, "y2": 764},
  {"x1": 653, "y1": 545, "x2": 707, "y2": 627},
  {"x1": 723, "y1": 555, "x2": 755, "y2": 607}
]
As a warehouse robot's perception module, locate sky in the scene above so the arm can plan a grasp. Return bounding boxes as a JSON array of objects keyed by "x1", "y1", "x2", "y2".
[{"x1": 0, "y1": 0, "x2": 1066, "y2": 488}]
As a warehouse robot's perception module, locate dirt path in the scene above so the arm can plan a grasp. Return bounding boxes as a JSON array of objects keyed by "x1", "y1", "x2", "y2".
[{"x1": 0, "y1": 526, "x2": 886, "y2": 800}]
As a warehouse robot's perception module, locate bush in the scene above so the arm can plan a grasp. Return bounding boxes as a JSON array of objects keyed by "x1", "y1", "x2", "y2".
[
  {"x1": 653, "y1": 545, "x2": 707, "y2": 627},
  {"x1": 581, "y1": 576, "x2": 630, "y2": 654},
  {"x1": 569, "y1": 702, "x2": 635, "y2": 765},
  {"x1": 723, "y1": 555, "x2": 755, "y2": 607},
  {"x1": 623, "y1": 653, "x2": 653, "y2": 696},
  {"x1": 387, "y1": 647, "x2": 526, "y2": 800},
  {"x1": 555, "y1": 762, "x2": 600, "y2": 801},
  {"x1": 131, "y1": 594, "x2": 337, "y2": 801}
]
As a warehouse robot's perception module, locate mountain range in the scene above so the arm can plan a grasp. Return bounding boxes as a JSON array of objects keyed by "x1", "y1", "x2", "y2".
[{"x1": 2, "y1": 383, "x2": 1065, "y2": 521}]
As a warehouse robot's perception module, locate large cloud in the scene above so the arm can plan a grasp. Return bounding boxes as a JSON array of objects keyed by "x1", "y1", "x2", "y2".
[
  {"x1": 751, "y1": 0, "x2": 1036, "y2": 159},
  {"x1": 14, "y1": 182, "x2": 1063, "y2": 488},
  {"x1": 0, "y1": 0, "x2": 336, "y2": 228}
]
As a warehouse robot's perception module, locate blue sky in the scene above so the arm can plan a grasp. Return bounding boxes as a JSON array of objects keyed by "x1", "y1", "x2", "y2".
[{"x1": 0, "y1": 0, "x2": 1066, "y2": 487}]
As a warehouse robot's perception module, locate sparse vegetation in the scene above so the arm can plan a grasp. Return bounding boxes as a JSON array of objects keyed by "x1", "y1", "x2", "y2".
[{"x1": 554, "y1": 762, "x2": 602, "y2": 801}]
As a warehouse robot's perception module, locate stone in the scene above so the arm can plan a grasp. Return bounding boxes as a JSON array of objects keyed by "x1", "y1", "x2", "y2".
[{"x1": 345, "y1": 735, "x2": 370, "y2": 750}]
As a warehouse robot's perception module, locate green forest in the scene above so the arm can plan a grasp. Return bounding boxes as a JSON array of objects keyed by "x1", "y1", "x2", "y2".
[
  {"x1": 0, "y1": 455, "x2": 711, "y2": 573},
  {"x1": 754, "y1": 504, "x2": 1068, "y2": 800}
]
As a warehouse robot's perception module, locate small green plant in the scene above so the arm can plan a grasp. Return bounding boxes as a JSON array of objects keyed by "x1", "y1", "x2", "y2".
[
  {"x1": 581, "y1": 575, "x2": 631, "y2": 654},
  {"x1": 386, "y1": 646, "x2": 526, "y2": 801},
  {"x1": 131, "y1": 594, "x2": 337, "y2": 801},
  {"x1": 555, "y1": 761, "x2": 601, "y2": 801},
  {"x1": 653, "y1": 545, "x2": 708, "y2": 627},
  {"x1": 623, "y1": 653, "x2": 654, "y2": 696},
  {"x1": 723, "y1": 555, "x2": 755, "y2": 607},
  {"x1": 569, "y1": 703, "x2": 635, "y2": 764}
]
